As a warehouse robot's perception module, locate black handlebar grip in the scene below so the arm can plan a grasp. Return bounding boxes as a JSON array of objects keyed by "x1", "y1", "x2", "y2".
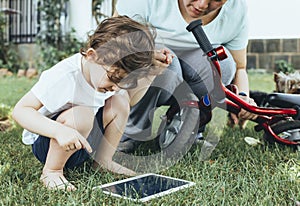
[{"x1": 186, "y1": 19, "x2": 213, "y2": 54}]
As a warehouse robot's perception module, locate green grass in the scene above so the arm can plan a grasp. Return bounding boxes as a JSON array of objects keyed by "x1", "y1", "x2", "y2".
[
  {"x1": 0, "y1": 73, "x2": 299, "y2": 205},
  {"x1": 0, "y1": 76, "x2": 36, "y2": 106},
  {"x1": 248, "y1": 70, "x2": 276, "y2": 92}
]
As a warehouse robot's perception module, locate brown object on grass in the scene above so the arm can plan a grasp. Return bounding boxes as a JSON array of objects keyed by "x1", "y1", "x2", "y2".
[
  {"x1": 25, "y1": 68, "x2": 38, "y2": 78},
  {"x1": 0, "y1": 119, "x2": 12, "y2": 132},
  {"x1": 274, "y1": 71, "x2": 300, "y2": 94}
]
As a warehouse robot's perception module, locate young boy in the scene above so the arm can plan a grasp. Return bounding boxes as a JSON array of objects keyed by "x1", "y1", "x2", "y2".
[{"x1": 12, "y1": 16, "x2": 171, "y2": 191}]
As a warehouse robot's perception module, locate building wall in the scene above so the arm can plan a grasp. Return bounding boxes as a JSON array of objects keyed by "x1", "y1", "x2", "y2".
[{"x1": 247, "y1": 39, "x2": 300, "y2": 71}]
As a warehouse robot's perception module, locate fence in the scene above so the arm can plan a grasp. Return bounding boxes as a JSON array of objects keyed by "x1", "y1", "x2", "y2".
[
  {"x1": 0, "y1": 0, "x2": 115, "y2": 44},
  {"x1": 0, "y1": 0, "x2": 39, "y2": 43}
]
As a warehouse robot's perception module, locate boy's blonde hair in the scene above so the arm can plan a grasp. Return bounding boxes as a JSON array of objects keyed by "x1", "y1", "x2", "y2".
[{"x1": 81, "y1": 15, "x2": 156, "y2": 79}]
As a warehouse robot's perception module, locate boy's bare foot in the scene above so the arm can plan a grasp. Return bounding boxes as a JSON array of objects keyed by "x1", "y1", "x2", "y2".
[{"x1": 40, "y1": 170, "x2": 76, "y2": 191}]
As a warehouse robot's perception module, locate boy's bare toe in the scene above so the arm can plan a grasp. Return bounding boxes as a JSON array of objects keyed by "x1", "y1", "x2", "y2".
[{"x1": 40, "y1": 171, "x2": 77, "y2": 191}]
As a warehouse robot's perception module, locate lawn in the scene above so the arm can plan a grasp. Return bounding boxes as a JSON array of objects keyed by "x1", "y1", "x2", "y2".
[{"x1": 0, "y1": 72, "x2": 299, "y2": 205}]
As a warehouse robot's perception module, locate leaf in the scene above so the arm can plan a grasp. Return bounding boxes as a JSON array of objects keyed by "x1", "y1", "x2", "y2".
[{"x1": 244, "y1": 136, "x2": 261, "y2": 146}]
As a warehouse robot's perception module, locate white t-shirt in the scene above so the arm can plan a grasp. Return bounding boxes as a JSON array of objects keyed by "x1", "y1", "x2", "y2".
[
  {"x1": 22, "y1": 53, "x2": 115, "y2": 145},
  {"x1": 116, "y1": 0, "x2": 248, "y2": 50}
]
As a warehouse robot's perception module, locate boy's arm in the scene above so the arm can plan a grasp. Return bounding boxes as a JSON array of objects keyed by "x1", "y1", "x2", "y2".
[
  {"x1": 12, "y1": 91, "x2": 92, "y2": 152},
  {"x1": 93, "y1": 92, "x2": 136, "y2": 176},
  {"x1": 93, "y1": 135, "x2": 137, "y2": 176}
]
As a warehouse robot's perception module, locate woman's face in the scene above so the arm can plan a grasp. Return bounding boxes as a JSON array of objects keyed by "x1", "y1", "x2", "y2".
[{"x1": 180, "y1": 0, "x2": 227, "y2": 19}]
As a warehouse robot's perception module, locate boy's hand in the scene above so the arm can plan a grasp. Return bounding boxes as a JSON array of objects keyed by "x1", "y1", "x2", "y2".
[{"x1": 55, "y1": 127, "x2": 92, "y2": 153}]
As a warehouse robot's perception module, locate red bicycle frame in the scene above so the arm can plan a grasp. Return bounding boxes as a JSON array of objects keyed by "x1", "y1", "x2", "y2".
[{"x1": 186, "y1": 20, "x2": 300, "y2": 146}]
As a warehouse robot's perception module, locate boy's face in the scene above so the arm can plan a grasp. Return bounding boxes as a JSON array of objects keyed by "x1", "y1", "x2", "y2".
[
  {"x1": 83, "y1": 48, "x2": 137, "y2": 93},
  {"x1": 89, "y1": 64, "x2": 123, "y2": 93},
  {"x1": 180, "y1": 0, "x2": 227, "y2": 19}
]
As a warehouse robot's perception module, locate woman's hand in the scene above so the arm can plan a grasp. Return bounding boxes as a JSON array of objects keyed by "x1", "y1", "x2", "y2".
[
  {"x1": 152, "y1": 48, "x2": 174, "y2": 71},
  {"x1": 237, "y1": 97, "x2": 257, "y2": 120},
  {"x1": 229, "y1": 94, "x2": 258, "y2": 128}
]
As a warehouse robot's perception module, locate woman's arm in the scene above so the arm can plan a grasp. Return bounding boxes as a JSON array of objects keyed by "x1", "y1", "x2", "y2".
[
  {"x1": 230, "y1": 48, "x2": 249, "y2": 95},
  {"x1": 127, "y1": 48, "x2": 173, "y2": 106},
  {"x1": 114, "y1": 10, "x2": 173, "y2": 106},
  {"x1": 112, "y1": 9, "x2": 119, "y2": 17},
  {"x1": 229, "y1": 48, "x2": 257, "y2": 122}
]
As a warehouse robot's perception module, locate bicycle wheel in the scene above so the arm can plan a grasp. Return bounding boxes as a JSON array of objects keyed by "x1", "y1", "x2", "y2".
[
  {"x1": 264, "y1": 119, "x2": 300, "y2": 146},
  {"x1": 156, "y1": 92, "x2": 200, "y2": 157}
]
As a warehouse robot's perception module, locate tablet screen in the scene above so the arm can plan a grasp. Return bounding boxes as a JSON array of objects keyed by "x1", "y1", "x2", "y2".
[{"x1": 94, "y1": 173, "x2": 195, "y2": 202}]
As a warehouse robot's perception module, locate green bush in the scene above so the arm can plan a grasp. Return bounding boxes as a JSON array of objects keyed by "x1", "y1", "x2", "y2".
[
  {"x1": 275, "y1": 60, "x2": 295, "y2": 74},
  {"x1": 0, "y1": 13, "x2": 27, "y2": 73},
  {"x1": 36, "y1": 0, "x2": 84, "y2": 71}
]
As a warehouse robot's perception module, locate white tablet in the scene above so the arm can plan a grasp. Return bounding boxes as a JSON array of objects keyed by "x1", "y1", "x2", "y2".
[{"x1": 93, "y1": 173, "x2": 195, "y2": 202}]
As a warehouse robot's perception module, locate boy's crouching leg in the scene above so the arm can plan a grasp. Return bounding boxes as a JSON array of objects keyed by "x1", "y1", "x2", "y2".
[{"x1": 41, "y1": 106, "x2": 94, "y2": 191}]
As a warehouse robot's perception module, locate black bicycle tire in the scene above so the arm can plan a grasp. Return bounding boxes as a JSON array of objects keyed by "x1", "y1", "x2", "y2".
[
  {"x1": 264, "y1": 119, "x2": 300, "y2": 146},
  {"x1": 157, "y1": 92, "x2": 200, "y2": 159}
]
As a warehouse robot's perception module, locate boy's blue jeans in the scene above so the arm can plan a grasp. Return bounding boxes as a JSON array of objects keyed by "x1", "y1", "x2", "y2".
[{"x1": 32, "y1": 107, "x2": 105, "y2": 169}]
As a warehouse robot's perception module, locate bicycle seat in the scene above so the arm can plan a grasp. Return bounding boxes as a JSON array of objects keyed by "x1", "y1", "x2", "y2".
[{"x1": 265, "y1": 93, "x2": 300, "y2": 108}]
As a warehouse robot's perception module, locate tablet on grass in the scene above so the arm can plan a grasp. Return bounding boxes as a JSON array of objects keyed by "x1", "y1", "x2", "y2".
[{"x1": 93, "y1": 173, "x2": 195, "y2": 202}]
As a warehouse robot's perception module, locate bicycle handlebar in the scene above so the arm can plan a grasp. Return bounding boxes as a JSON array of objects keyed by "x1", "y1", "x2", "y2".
[{"x1": 186, "y1": 19, "x2": 213, "y2": 53}]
